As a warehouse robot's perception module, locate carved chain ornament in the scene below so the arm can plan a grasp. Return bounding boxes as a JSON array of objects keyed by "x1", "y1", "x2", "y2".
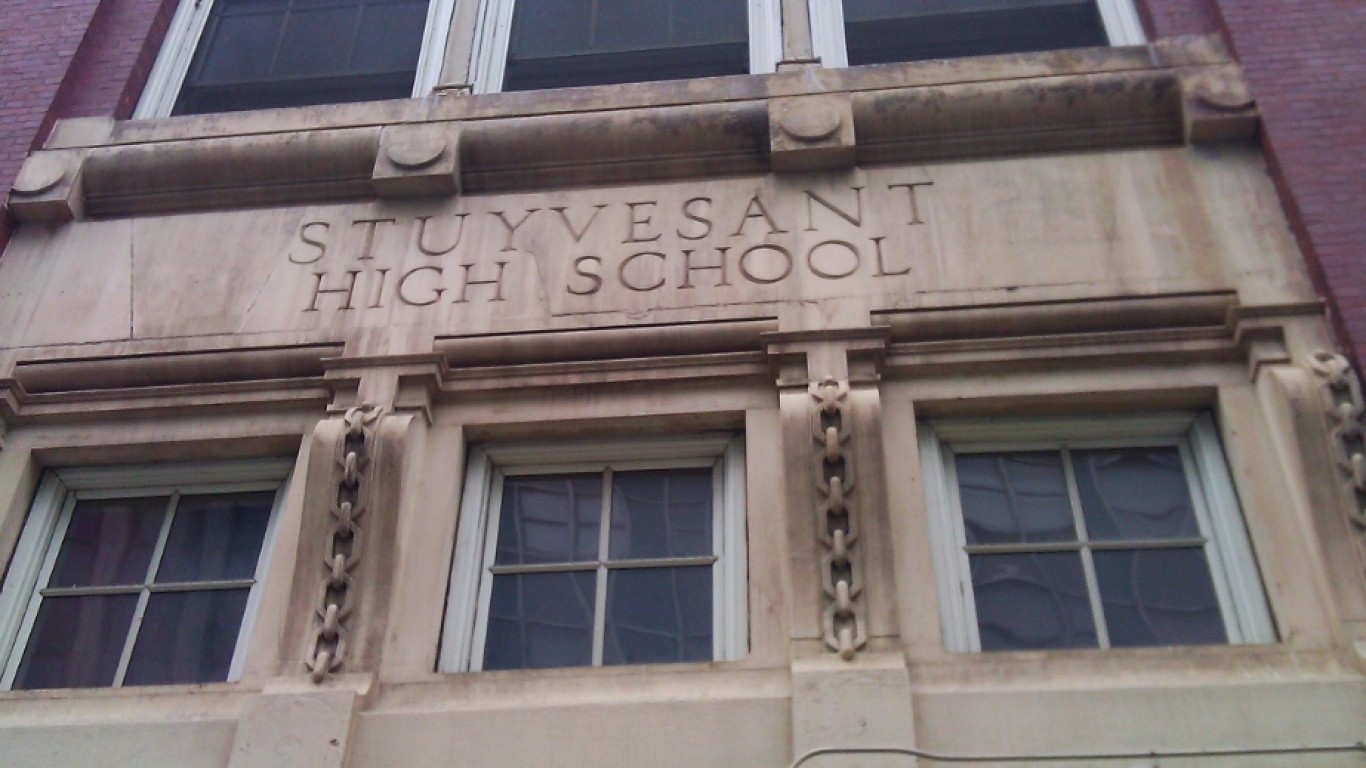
[
  {"x1": 811, "y1": 378, "x2": 867, "y2": 660},
  {"x1": 1308, "y1": 351, "x2": 1366, "y2": 551},
  {"x1": 306, "y1": 405, "x2": 382, "y2": 683}
]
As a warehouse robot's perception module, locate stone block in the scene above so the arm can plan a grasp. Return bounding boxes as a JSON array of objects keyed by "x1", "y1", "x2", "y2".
[
  {"x1": 227, "y1": 689, "x2": 360, "y2": 768},
  {"x1": 372, "y1": 123, "x2": 460, "y2": 198},
  {"x1": 8, "y1": 150, "x2": 85, "y2": 222},
  {"x1": 770, "y1": 94, "x2": 856, "y2": 172}
]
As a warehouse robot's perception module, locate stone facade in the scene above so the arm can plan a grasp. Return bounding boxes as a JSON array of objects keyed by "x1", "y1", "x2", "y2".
[{"x1": 1, "y1": 3, "x2": 1365, "y2": 767}]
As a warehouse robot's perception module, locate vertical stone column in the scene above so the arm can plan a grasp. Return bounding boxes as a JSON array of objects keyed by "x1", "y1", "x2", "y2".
[
  {"x1": 228, "y1": 368, "x2": 433, "y2": 768},
  {"x1": 769, "y1": 330, "x2": 918, "y2": 768}
]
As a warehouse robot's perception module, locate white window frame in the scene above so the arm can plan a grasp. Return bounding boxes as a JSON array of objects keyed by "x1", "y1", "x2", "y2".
[
  {"x1": 807, "y1": 0, "x2": 1146, "y2": 69},
  {"x1": 917, "y1": 412, "x2": 1275, "y2": 653},
  {"x1": 0, "y1": 459, "x2": 292, "y2": 688},
  {"x1": 133, "y1": 0, "x2": 458, "y2": 119},
  {"x1": 468, "y1": 0, "x2": 782, "y2": 94},
  {"x1": 440, "y1": 434, "x2": 747, "y2": 672}
]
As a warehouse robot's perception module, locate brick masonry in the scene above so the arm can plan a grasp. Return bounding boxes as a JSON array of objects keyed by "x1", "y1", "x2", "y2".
[{"x1": 0, "y1": 0, "x2": 1362, "y2": 369}]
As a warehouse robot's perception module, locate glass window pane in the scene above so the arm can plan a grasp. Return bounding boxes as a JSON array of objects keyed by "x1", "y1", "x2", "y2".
[
  {"x1": 483, "y1": 572, "x2": 596, "y2": 670},
  {"x1": 123, "y1": 589, "x2": 252, "y2": 685},
  {"x1": 193, "y1": 5, "x2": 282, "y2": 84},
  {"x1": 157, "y1": 492, "x2": 274, "y2": 583},
  {"x1": 13, "y1": 594, "x2": 139, "y2": 689},
  {"x1": 1094, "y1": 549, "x2": 1227, "y2": 647},
  {"x1": 609, "y1": 468, "x2": 713, "y2": 559},
  {"x1": 842, "y1": 0, "x2": 1107, "y2": 66},
  {"x1": 495, "y1": 475, "x2": 602, "y2": 565},
  {"x1": 275, "y1": 6, "x2": 359, "y2": 77},
  {"x1": 603, "y1": 566, "x2": 712, "y2": 665},
  {"x1": 955, "y1": 452, "x2": 1076, "y2": 545},
  {"x1": 1072, "y1": 448, "x2": 1202, "y2": 541},
  {"x1": 970, "y1": 552, "x2": 1097, "y2": 650},
  {"x1": 352, "y1": 0, "x2": 429, "y2": 72},
  {"x1": 49, "y1": 497, "x2": 167, "y2": 588},
  {"x1": 503, "y1": 0, "x2": 749, "y2": 91}
]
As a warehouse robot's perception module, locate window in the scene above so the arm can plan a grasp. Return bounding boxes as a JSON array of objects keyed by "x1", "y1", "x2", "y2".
[
  {"x1": 918, "y1": 414, "x2": 1274, "y2": 653},
  {"x1": 440, "y1": 435, "x2": 746, "y2": 671},
  {"x1": 470, "y1": 0, "x2": 781, "y2": 92},
  {"x1": 136, "y1": 0, "x2": 454, "y2": 117},
  {"x1": 0, "y1": 461, "x2": 290, "y2": 689},
  {"x1": 809, "y1": 0, "x2": 1146, "y2": 69}
]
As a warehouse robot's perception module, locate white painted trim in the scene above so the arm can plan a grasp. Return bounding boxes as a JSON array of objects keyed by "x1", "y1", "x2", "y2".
[
  {"x1": 806, "y1": 0, "x2": 848, "y2": 68},
  {"x1": 1096, "y1": 0, "x2": 1147, "y2": 45},
  {"x1": 133, "y1": 0, "x2": 215, "y2": 119},
  {"x1": 749, "y1": 0, "x2": 783, "y2": 74},
  {"x1": 921, "y1": 413, "x2": 1274, "y2": 653},
  {"x1": 441, "y1": 433, "x2": 748, "y2": 672},
  {"x1": 413, "y1": 0, "x2": 459, "y2": 95},
  {"x1": 0, "y1": 461, "x2": 292, "y2": 689}
]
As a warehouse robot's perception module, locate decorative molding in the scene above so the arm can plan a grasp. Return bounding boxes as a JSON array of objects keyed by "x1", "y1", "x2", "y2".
[
  {"x1": 306, "y1": 405, "x2": 383, "y2": 683},
  {"x1": 1179, "y1": 64, "x2": 1259, "y2": 144},
  {"x1": 1308, "y1": 352, "x2": 1366, "y2": 557},
  {"x1": 811, "y1": 377, "x2": 866, "y2": 659}
]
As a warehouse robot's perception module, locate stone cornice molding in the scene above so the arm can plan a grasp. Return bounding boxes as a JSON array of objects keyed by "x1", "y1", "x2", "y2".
[{"x1": 9, "y1": 36, "x2": 1256, "y2": 221}]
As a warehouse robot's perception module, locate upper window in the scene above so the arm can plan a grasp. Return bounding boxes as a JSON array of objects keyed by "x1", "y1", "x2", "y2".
[
  {"x1": 0, "y1": 461, "x2": 290, "y2": 689},
  {"x1": 918, "y1": 414, "x2": 1275, "y2": 653},
  {"x1": 136, "y1": 0, "x2": 454, "y2": 117},
  {"x1": 440, "y1": 435, "x2": 747, "y2": 671},
  {"x1": 809, "y1": 0, "x2": 1145, "y2": 69},
  {"x1": 471, "y1": 0, "x2": 781, "y2": 92}
]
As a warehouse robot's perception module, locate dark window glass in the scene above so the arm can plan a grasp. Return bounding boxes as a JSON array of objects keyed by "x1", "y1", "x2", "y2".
[
  {"x1": 970, "y1": 552, "x2": 1098, "y2": 651},
  {"x1": 1071, "y1": 448, "x2": 1201, "y2": 541},
  {"x1": 496, "y1": 475, "x2": 602, "y2": 565},
  {"x1": 603, "y1": 566, "x2": 712, "y2": 665},
  {"x1": 609, "y1": 468, "x2": 712, "y2": 559},
  {"x1": 14, "y1": 595, "x2": 140, "y2": 689},
  {"x1": 1093, "y1": 549, "x2": 1226, "y2": 647},
  {"x1": 484, "y1": 572, "x2": 597, "y2": 670},
  {"x1": 174, "y1": 0, "x2": 429, "y2": 115},
  {"x1": 955, "y1": 452, "x2": 1074, "y2": 545},
  {"x1": 502, "y1": 0, "x2": 749, "y2": 91},
  {"x1": 124, "y1": 589, "x2": 253, "y2": 685},
  {"x1": 842, "y1": 0, "x2": 1108, "y2": 66},
  {"x1": 13, "y1": 486, "x2": 275, "y2": 688}
]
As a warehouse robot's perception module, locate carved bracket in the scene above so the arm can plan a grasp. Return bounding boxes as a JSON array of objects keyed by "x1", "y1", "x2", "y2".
[
  {"x1": 811, "y1": 377, "x2": 867, "y2": 659},
  {"x1": 1180, "y1": 64, "x2": 1259, "y2": 144},
  {"x1": 770, "y1": 93, "x2": 856, "y2": 173},
  {"x1": 8, "y1": 149, "x2": 85, "y2": 222},
  {"x1": 372, "y1": 123, "x2": 461, "y2": 198},
  {"x1": 306, "y1": 404, "x2": 383, "y2": 683},
  {"x1": 1308, "y1": 351, "x2": 1366, "y2": 561}
]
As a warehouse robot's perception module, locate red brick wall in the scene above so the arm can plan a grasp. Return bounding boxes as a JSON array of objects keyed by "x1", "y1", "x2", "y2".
[
  {"x1": 0, "y1": 0, "x2": 174, "y2": 253},
  {"x1": 1138, "y1": 0, "x2": 1222, "y2": 38},
  {"x1": 1209, "y1": 0, "x2": 1366, "y2": 367}
]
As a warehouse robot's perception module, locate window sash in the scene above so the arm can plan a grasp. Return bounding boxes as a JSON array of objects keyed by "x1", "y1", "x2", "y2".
[
  {"x1": 441, "y1": 435, "x2": 746, "y2": 672},
  {"x1": 0, "y1": 462, "x2": 290, "y2": 689},
  {"x1": 920, "y1": 413, "x2": 1275, "y2": 653},
  {"x1": 134, "y1": 0, "x2": 456, "y2": 118}
]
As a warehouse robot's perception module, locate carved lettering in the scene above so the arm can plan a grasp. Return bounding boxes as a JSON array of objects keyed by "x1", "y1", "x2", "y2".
[
  {"x1": 731, "y1": 195, "x2": 788, "y2": 237},
  {"x1": 738, "y1": 244, "x2": 794, "y2": 285},
  {"x1": 871, "y1": 237, "x2": 910, "y2": 277},
  {"x1": 455, "y1": 262, "x2": 508, "y2": 302},
  {"x1": 804, "y1": 187, "x2": 863, "y2": 231},
  {"x1": 290, "y1": 221, "x2": 330, "y2": 264},
  {"x1": 888, "y1": 181, "x2": 933, "y2": 226},
  {"x1": 352, "y1": 218, "x2": 396, "y2": 260},
  {"x1": 397, "y1": 266, "x2": 445, "y2": 306},
  {"x1": 490, "y1": 209, "x2": 540, "y2": 252},
  {"x1": 807, "y1": 240, "x2": 861, "y2": 280},
  {"x1": 553, "y1": 205, "x2": 606, "y2": 243},
  {"x1": 568, "y1": 256, "x2": 604, "y2": 295},
  {"x1": 415, "y1": 214, "x2": 468, "y2": 256},
  {"x1": 682, "y1": 247, "x2": 732, "y2": 289},
  {"x1": 678, "y1": 197, "x2": 713, "y2": 240},
  {"x1": 307, "y1": 271, "x2": 360, "y2": 311},
  {"x1": 368, "y1": 268, "x2": 390, "y2": 308},
  {"x1": 620, "y1": 251, "x2": 668, "y2": 292},
  {"x1": 625, "y1": 201, "x2": 663, "y2": 243}
]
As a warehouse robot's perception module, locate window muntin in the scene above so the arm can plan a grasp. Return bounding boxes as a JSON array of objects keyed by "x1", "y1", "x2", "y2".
[
  {"x1": 0, "y1": 462, "x2": 290, "y2": 689},
  {"x1": 919, "y1": 414, "x2": 1275, "y2": 653},
  {"x1": 471, "y1": 0, "x2": 781, "y2": 93},
  {"x1": 441, "y1": 435, "x2": 747, "y2": 672},
  {"x1": 809, "y1": 0, "x2": 1145, "y2": 70}
]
